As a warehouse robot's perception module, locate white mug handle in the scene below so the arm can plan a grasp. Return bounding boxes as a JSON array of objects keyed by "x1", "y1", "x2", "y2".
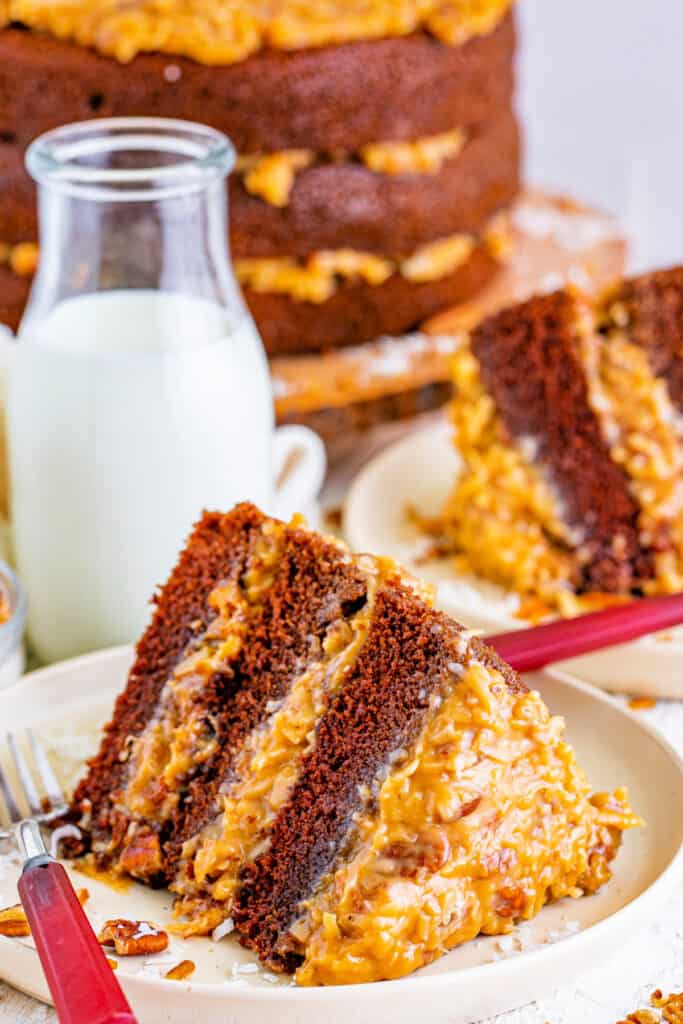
[{"x1": 272, "y1": 424, "x2": 327, "y2": 522}]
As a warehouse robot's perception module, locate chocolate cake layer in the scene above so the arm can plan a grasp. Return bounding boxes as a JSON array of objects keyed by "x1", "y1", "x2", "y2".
[
  {"x1": 0, "y1": 143, "x2": 32, "y2": 245},
  {"x1": 603, "y1": 267, "x2": 683, "y2": 415},
  {"x1": 231, "y1": 110, "x2": 520, "y2": 259},
  {"x1": 471, "y1": 290, "x2": 652, "y2": 593},
  {"x1": 232, "y1": 586, "x2": 524, "y2": 971},
  {"x1": 246, "y1": 244, "x2": 500, "y2": 356},
  {"x1": 0, "y1": 15, "x2": 515, "y2": 154},
  {"x1": 0, "y1": 108, "x2": 519, "y2": 257}
]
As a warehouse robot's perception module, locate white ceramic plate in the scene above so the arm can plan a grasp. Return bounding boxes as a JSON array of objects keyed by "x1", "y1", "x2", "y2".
[
  {"x1": 1, "y1": 648, "x2": 682, "y2": 1023},
  {"x1": 344, "y1": 419, "x2": 683, "y2": 699}
]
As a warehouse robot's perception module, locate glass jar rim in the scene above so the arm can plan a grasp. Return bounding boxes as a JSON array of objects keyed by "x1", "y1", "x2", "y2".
[{"x1": 26, "y1": 117, "x2": 235, "y2": 202}]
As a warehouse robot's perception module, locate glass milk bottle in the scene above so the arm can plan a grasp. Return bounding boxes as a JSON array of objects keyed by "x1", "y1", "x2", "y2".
[{"x1": 8, "y1": 118, "x2": 324, "y2": 663}]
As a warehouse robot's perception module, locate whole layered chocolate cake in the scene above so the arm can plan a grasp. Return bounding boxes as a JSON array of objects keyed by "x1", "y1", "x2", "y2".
[{"x1": 0, "y1": 1, "x2": 520, "y2": 352}]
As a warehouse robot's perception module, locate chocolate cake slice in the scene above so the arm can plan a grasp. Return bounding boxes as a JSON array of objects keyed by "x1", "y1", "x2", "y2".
[
  {"x1": 435, "y1": 273, "x2": 683, "y2": 616},
  {"x1": 68, "y1": 504, "x2": 639, "y2": 985}
]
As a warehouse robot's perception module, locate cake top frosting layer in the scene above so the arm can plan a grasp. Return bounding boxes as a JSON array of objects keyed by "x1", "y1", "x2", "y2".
[{"x1": 0, "y1": 0, "x2": 513, "y2": 65}]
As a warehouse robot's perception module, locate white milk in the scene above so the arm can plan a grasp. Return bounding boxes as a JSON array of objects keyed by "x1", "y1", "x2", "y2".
[{"x1": 9, "y1": 289, "x2": 273, "y2": 663}]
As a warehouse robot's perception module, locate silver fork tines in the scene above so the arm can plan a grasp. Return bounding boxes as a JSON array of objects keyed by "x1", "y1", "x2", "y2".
[{"x1": 0, "y1": 730, "x2": 67, "y2": 840}]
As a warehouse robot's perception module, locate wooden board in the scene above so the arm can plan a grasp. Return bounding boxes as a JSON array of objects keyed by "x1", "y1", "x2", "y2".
[{"x1": 273, "y1": 189, "x2": 627, "y2": 459}]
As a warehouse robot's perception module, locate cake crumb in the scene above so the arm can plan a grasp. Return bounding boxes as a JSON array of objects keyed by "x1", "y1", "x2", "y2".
[
  {"x1": 165, "y1": 959, "x2": 196, "y2": 981},
  {"x1": 628, "y1": 697, "x2": 657, "y2": 711}
]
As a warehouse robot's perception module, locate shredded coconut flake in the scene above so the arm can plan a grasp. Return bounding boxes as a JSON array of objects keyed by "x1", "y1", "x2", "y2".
[
  {"x1": 232, "y1": 961, "x2": 259, "y2": 977},
  {"x1": 212, "y1": 917, "x2": 235, "y2": 942},
  {"x1": 49, "y1": 824, "x2": 82, "y2": 860}
]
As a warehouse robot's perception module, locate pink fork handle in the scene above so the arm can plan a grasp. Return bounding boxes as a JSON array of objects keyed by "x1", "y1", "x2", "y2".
[{"x1": 18, "y1": 860, "x2": 139, "y2": 1024}]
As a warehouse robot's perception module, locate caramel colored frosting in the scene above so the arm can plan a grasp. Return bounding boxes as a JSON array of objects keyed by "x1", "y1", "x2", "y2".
[
  {"x1": 235, "y1": 218, "x2": 510, "y2": 303},
  {"x1": 1, "y1": 0, "x2": 514, "y2": 65},
  {"x1": 360, "y1": 129, "x2": 467, "y2": 177},
  {"x1": 293, "y1": 660, "x2": 640, "y2": 985},
  {"x1": 238, "y1": 128, "x2": 468, "y2": 207},
  {"x1": 426, "y1": 346, "x2": 580, "y2": 609},
  {"x1": 581, "y1": 322, "x2": 683, "y2": 594}
]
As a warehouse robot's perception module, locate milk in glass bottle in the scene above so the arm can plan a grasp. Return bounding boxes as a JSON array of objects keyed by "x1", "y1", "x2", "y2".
[{"x1": 8, "y1": 118, "x2": 323, "y2": 662}]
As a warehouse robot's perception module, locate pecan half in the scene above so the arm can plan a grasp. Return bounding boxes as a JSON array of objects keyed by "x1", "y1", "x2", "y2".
[
  {"x1": 118, "y1": 830, "x2": 163, "y2": 880},
  {"x1": 0, "y1": 889, "x2": 89, "y2": 938},
  {"x1": 97, "y1": 919, "x2": 169, "y2": 956},
  {"x1": 0, "y1": 904, "x2": 30, "y2": 937}
]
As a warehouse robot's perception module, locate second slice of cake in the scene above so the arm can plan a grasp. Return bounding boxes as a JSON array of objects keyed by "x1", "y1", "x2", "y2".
[
  {"x1": 67, "y1": 504, "x2": 639, "y2": 985},
  {"x1": 431, "y1": 268, "x2": 683, "y2": 618}
]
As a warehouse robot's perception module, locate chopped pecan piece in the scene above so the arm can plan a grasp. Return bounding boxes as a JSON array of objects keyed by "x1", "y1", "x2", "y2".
[
  {"x1": 165, "y1": 959, "x2": 196, "y2": 981},
  {"x1": 118, "y1": 830, "x2": 163, "y2": 879},
  {"x1": 661, "y1": 994, "x2": 683, "y2": 1024},
  {"x1": 0, "y1": 904, "x2": 30, "y2": 937},
  {"x1": 98, "y1": 919, "x2": 169, "y2": 956},
  {"x1": 0, "y1": 891, "x2": 87, "y2": 938},
  {"x1": 382, "y1": 826, "x2": 452, "y2": 877},
  {"x1": 495, "y1": 884, "x2": 527, "y2": 918}
]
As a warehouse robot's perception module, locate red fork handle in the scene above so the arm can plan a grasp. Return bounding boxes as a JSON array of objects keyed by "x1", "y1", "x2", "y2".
[
  {"x1": 18, "y1": 859, "x2": 139, "y2": 1024},
  {"x1": 487, "y1": 592, "x2": 683, "y2": 673}
]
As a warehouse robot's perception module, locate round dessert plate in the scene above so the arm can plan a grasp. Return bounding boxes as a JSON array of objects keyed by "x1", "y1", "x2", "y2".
[
  {"x1": 344, "y1": 418, "x2": 683, "y2": 699},
  {"x1": 1, "y1": 647, "x2": 682, "y2": 1024}
]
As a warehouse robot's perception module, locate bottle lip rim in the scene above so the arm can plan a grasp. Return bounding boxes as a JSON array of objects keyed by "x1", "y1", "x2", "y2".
[{"x1": 26, "y1": 117, "x2": 235, "y2": 200}]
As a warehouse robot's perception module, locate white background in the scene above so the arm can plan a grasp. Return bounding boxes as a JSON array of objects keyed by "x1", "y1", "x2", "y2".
[{"x1": 519, "y1": 0, "x2": 683, "y2": 271}]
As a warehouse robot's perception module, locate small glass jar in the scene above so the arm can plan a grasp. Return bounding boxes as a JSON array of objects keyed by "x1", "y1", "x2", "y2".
[{"x1": 0, "y1": 559, "x2": 26, "y2": 690}]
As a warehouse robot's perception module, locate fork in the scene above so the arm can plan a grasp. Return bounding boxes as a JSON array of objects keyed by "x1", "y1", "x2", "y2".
[{"x1": 0, "y1": 729, "x2": 139, "y2": 1024}]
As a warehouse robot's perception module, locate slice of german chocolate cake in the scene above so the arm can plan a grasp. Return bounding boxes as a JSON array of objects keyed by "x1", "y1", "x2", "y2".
[
  {"x1": 67, "y1": 504, "x2": 639, "y2": 985},
  {"x1": 432, "y1": 267, "x2": 683, "y2": 618}
]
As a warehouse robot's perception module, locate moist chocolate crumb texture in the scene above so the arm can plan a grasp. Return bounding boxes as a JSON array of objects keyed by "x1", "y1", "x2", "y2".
[
  {"x1": 0, "y1": 1, "x2": 521, "y2": 350},
  {"x1": 430, "y1": 268, "x2": 683, "y2": 619},
  {"x1": 66, "y1": 503, "x2": 640, "y2": 985}
]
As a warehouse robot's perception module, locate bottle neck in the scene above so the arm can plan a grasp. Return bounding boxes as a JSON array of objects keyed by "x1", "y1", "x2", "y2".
[{"x1": 24, "y1": 176, "x2": 242, "y2": 330}]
